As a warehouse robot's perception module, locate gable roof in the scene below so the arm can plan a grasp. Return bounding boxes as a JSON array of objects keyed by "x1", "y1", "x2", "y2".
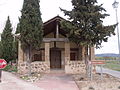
[{"x1": 43, "y1": 16, "x2": 67, "y2": 37}]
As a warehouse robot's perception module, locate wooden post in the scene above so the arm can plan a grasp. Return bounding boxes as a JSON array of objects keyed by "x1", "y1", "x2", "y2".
[{"x1": 56, "y1": 21, "x2": 59, "y2": 38}]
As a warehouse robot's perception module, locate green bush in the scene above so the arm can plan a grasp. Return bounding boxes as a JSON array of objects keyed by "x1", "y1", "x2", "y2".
[
  {"x1": 3, "y1": 64, "x2": 11, "y2": 71},
  {"x1": 3, "y1": 64, "x2": 17, "y2": 72}
]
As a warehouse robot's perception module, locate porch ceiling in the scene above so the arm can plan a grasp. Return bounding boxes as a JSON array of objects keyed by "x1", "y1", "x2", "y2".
[{"x1": 43, "y1": 16, "x2": 68, "y2": 37}]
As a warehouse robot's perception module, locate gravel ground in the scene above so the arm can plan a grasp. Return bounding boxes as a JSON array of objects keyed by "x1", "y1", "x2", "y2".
[{"x1": 73, "y1": 73, "x2": 120, "y2": 90}]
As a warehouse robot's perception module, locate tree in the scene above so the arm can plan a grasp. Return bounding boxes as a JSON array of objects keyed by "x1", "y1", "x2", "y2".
[
  {"x1": 61, "y1": 0, "x2": 116, "y2": 48},
  {"x1": 18, "y1": 0, "x2": 43, "y2": 75},
  {"x1": 60, "y1": 0, "x2": 116, "y2": 77},
  {"x1": 1, "y1": 16, "x2": 14, "y2": 63}
]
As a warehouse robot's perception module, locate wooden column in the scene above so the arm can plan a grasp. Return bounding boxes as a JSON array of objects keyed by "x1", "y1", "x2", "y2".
[
  {"x1": 56, "y1": 21, "x2": 59, "y2": 38},
  {"x1": 18, "y1": 41, "x2": 24, "y2": 63},
  {"x1": 45, "y1": 42, "x2": 50, "y2": 62},
  {"x1": 65, "y1": 42, "x2": 70, "y2": 64}
]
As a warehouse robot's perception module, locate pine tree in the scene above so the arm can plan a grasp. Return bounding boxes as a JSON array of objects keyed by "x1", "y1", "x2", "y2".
[
  {"x1": 18, "y1": 0, "x2": 43, "y2": 75},
  {"x1": 19, "y1": 0, "x2": 43, "y2": 50},
  {"x1": 61, "y1": 0, "x2": 116, "y2": 48},
  {"x1": 1, "y1": 16, "x2": 14, "y2": 63},
  {"x1": 61, "y1": 0, "x2": 116, "y2": 77}
]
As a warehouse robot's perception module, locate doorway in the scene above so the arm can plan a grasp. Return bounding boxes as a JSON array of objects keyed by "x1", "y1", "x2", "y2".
[{"x1": 50, "y1": 48, "x2": 61, "y2": 69}]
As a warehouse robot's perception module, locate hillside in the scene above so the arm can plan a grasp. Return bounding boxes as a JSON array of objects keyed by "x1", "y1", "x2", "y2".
[{"x1": 95, "y1": 53, "x2": 119, "y2": 57}]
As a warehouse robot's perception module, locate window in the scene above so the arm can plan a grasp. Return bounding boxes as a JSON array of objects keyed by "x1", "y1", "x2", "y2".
[
  {"x1": 70, "y1": 52, "x2": 76, "y2": 61},
  {"x1": 33, "y1": 54, "x2": 42, "y2": 61},
  {"x1": 32, "y1": 50, "x2": 45, "y2": 61}
]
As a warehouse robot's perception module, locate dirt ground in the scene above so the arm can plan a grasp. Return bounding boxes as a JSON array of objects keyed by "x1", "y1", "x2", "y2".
[{"x1": 73, "y1": 73, "x2": 120, "y2": 90}]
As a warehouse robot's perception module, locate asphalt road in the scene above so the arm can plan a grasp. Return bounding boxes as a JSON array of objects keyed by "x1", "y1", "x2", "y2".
[{"x1": 96, "y1": 66, "x2": 120, "y2": 79}]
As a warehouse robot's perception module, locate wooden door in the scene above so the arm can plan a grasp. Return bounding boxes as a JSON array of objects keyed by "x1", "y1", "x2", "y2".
[{"x1": 50, "y1": 49, "x2": 61, "y2": 69}]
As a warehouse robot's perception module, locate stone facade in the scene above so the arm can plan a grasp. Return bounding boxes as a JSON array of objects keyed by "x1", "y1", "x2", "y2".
[
  {"x1": 65, "y1": 61, "x2": 86, "y2": 74},
  {"x1": 18, "y1": 41, "x2": 24, "y2": 63},
  {"x1": 65, "y1": 42, "x2": 70, "y2": 65},
  {"x1": 17, "y1": 16, "x2": 95, "y2": 75},
  {"x1": 18, "y1": 61, "x2": 50, "y2": 75},
  {"x1": 17, "y1": 41, "x2": 94, "y2": 75}
]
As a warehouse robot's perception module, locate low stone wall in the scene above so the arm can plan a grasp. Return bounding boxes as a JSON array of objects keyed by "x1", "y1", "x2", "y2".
[
  {"x1": 18, "y1": 61, "x2": 50, "y2": 75},
  {"x1": 65, "y1": 61, "x2": 86, "y2": 74},
  {"x1": 18, "y1": 61, "x2": 86, "y2": 75},
  {"x1": 31, "y1": 61, "x2": 50, "y2": 73}
]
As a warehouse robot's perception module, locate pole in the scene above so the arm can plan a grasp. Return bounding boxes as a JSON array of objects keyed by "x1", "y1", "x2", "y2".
[
  {"x1": 115, "y1": 8, "x2": 120, "y2": 62},
  {"x1": 0, "y1": 69, "x2": 2, "y2": 82},
  {"x1": 112, "y1": 0, "x2": 120, "y2": 62},
  {"x1": 100, "y1": 65, "x2": 103, "y2": 80}
]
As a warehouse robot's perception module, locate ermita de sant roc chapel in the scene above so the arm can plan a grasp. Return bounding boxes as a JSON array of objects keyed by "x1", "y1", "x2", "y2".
[{"x1": 17, "y1": 16, "x2": 95, "y2": 75}]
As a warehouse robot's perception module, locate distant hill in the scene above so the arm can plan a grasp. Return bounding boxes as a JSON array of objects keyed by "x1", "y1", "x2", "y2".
[{"x1": 95, "y1": 53, "x2": 119, "y2": 57}]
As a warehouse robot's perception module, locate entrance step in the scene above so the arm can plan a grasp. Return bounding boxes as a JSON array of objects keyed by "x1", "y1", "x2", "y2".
[{"x1": 50, "y1": 69, "x2": 65, "y2": 74}]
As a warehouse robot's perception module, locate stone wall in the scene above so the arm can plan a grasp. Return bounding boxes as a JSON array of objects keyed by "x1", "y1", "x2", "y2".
[
  {"x1": 18, "y1": 61, "x2": 50, "y2": 75},
  {"x1": 65, "y1": 61, "x2": 86, "y2": 74}
]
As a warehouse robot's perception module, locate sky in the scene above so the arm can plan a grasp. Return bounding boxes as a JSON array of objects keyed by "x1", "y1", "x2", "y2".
[{"x1": 0, "y1": 0, "x2": 120, "y2": 54}]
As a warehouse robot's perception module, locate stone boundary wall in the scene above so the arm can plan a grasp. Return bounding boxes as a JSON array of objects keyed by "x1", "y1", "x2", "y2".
[
  {"x1": 65, "y1": 61, "x2": 86, "y2": 74},
  {"x1": 18, "y1": 61, "x2": 50, "y2": 75}
]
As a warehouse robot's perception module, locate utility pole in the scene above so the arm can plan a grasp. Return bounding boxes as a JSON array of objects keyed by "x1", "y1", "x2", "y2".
[{"x1": 112, "y1": 0, "x2": 120, "y2": 62}]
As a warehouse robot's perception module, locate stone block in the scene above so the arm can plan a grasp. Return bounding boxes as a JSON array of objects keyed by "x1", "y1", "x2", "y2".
[
  {"x1": 65, "y1": 61, "x2": 86, "y2": 74},
  {"x1": 17, "y1": 61, "x2": 50, "y2": 75}
]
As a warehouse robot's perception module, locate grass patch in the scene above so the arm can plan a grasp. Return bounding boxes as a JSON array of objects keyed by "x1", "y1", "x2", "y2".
[
  {"x1": 20, "y1": 75, "x2": 30, "y2": 80},
  {"x1": 104, "y1": 60, "x2": 120, "y2": 71}
]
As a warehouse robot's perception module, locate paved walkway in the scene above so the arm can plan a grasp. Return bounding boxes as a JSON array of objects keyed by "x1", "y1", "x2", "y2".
[
  {"x1": 32, "y1": 71, "x2": 79, "y2": 90},
  {"x1": 0, "y1": 71, "x2": 79, "y2": 90},
  {"x1": 96, "y1": 66, "x2": 120, "y2": 79},
  {"x1": 0, "y1": 71, "x2": 43, "y2": 90}
]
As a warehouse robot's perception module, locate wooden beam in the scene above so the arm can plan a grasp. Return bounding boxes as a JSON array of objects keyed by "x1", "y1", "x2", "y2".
[
  {"x1": 56, "y1": 21, "x2": 59, "y2": 38},
  {"x1": 43, "y1": 38, "x2": 69, "y2": 42}
]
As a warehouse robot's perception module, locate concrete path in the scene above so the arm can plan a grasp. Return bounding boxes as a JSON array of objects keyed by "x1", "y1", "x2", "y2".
[
  {"x1": 96, "y1": 66, "x2": 120, "y2": 79},
  {"x1": 0, "y1": 71, "x2": 43, "y2": 90},
  {"x1": 0, "y1": 71, "x2": 79, "y2": 90},
  {"x1": 32, "y1": 72, "x2": 79, "y2": 90}
]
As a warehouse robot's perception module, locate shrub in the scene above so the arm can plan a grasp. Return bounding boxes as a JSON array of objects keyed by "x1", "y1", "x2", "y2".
[{"x1": 3, "y1": 64, "x2": 17, "y2": 72}]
